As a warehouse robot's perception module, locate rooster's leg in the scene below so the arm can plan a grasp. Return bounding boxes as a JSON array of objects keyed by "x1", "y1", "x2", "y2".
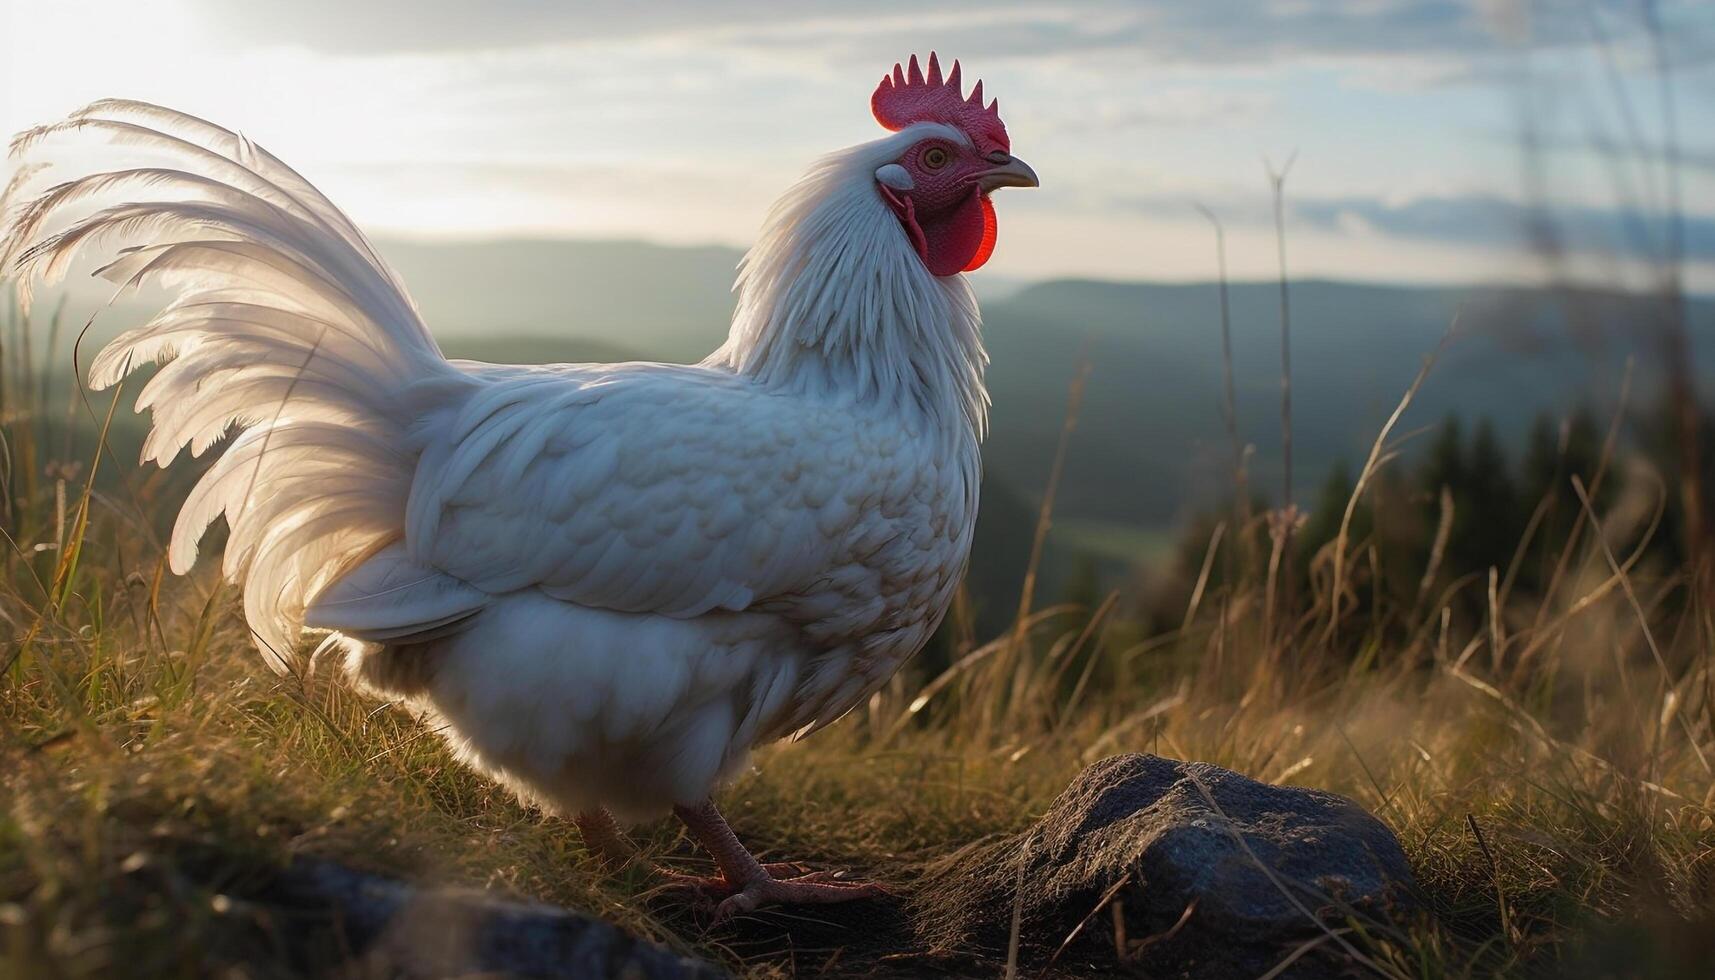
[
  {"x1": 577, "y1": 806, "x2": 812, "y2": 885},
  {"x1": 670, "y1": 798, "x2": 885, "y2": 921},
  {"x1": 574, "y1": 808, "x2": 639, "y2": 868}
]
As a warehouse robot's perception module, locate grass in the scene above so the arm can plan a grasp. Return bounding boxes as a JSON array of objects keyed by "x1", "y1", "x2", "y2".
[{"x1": 3, "y1": 298, "x2": 1714, "y2": 979}]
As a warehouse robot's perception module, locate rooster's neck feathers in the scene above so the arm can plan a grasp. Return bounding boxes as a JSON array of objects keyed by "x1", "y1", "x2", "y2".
[{"x1": 708, "y1": 123, "x2": 989, "y2": 438}]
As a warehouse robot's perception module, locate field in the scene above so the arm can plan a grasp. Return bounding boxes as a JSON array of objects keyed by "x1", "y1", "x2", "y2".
[{"x1": 3, "y1": 296, "x2": 1714, "y2": 980}]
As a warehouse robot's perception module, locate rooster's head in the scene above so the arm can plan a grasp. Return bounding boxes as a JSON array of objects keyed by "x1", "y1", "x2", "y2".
[{"x1": 870, "y1": 53, "x2": 1037, "y2": 278}]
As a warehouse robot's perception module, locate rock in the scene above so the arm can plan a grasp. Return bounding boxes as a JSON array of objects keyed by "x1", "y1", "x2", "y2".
[
  {"x1": 914, "y1": 754, "x2": 1418, "y2": 978},
  {"x1": 260, "y1": 857, "x2": 727, "y2": 979}
]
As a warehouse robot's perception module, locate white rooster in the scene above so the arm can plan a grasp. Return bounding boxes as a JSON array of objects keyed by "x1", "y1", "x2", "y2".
[{"x1": 0, "y1": 53, "x2": 1035, "y2": 917}]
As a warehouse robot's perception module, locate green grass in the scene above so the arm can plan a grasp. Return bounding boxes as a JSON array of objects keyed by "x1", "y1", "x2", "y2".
[{"x1": 3, "y1": 313, "x2": 1713, "y2": 978}]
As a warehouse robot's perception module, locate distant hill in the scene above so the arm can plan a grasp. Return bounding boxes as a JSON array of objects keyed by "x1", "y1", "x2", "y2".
[
  {"x1": 981, "y1": 278, "x2": 1715, "y2": 532},
  {"x1": 383, "y1": 238, "x2": 738, "y2": 362}
]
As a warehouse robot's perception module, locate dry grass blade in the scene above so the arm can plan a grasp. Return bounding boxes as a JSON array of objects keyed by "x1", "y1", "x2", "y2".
[
  {"x1": 1003, "y1": 832, "x2": 1034, "y2": 980},
  {"x1": 881, "y1": 605, "x2": 1077, "y2": 745},
  {"x1": 1257, "y1": 928, "x2": 1354, "y2": 980},
  {"x1": 1508, "y1": 480, "x2": 1667, "y2": 671},
  {"x1": 1054, "y1": 591, "x2": 1122, "y2": 726},
  {"x1": 1571, "y1": 473, "x2": 1712, "y2": 775},
  {"x1": 1125, "y1": 898, "x2": 1197, "y2": 959},
  {"x1": 1193, "y1": 202, "x2": 1250, "y2": 547},
  {"x1": 981, "y1": 353, "x2": 1093, "y2": 742},
  {"x1": 1014, "y1": 355, "x2": 1091, "y2": 633},
  {"x1": 1531, "y1": 359, "x2": 1632, "y2": 634},
  {"x1": 1465, "y1": 813, "x2": 1514, "y2": 948},
  {"x1": 1082, "y1": 683, "x2": 1188, "y2": 762},
  {"x1": 1182, "y1": 521, "x2": 1226, "y2": 631},
  {"x1": 1037, "y1": 871, "x2": 1132, "y2": 977},
  {"x1": 1264, "y1": 151, "x2": 1299, "y2": 633},
  {"x1": 1327, "y1": 317, "x2": 1455, "y2": 644}
]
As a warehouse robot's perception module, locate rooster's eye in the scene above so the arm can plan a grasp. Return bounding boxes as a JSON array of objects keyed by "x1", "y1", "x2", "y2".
[{"x1": 921, "y1": 147, "x2": 950, "y2": 171}]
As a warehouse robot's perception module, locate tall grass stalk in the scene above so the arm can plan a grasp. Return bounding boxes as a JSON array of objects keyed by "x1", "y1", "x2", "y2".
[{"x1": 1264, "y1": 152, "x2": 1299, "y2": 652}]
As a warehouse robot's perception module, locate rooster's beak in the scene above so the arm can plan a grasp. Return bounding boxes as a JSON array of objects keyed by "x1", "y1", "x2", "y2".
[{"x1": 976, "y1": 153, "x2": 1039, "y2": 192}]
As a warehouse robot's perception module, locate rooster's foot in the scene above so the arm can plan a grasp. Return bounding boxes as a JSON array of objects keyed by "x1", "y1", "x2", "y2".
[
  {"x1": 653, "y1": 861, "x2": 813, "y2": 894},
  {"x1": 669, "y1": 798, "x2": 886, "y2": 920},
  {"x1": 710, "y1": 869, "x2": 886, "y2": 922},
  {"x1": 657, "y1": 866, "x2": 884, "y2": 920}
]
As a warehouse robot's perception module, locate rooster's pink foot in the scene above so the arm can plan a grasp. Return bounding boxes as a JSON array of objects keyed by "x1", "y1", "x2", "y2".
[
  {"x1": 656, "y1": 866, "x2": 885, "y2": 921},
  {"x1": 709, "y1": 869, "x2": 886, "y2": 922},
  {"x1": 654, "y1": 861, "x2": 813, "y2": 893},
  {"x1": 667, "y1": 798, "x2": 887, "y2": 920}
]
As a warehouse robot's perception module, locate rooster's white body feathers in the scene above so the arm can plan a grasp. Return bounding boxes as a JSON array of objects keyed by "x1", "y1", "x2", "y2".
[{"x1": 1, "y1": 103, "x2": 986, "y2": 817}]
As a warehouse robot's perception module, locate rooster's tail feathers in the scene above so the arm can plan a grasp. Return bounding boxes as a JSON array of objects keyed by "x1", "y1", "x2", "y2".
[{"x1": 1, "y1": 100, "x2": 459, "y2": 664}]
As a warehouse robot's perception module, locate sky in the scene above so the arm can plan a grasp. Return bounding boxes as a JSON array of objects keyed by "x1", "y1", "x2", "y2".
[{"x1": 2, "y1": 0, "x2": 1713, "y2": 289}]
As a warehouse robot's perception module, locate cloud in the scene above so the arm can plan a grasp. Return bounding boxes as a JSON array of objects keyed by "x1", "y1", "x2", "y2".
[
  {"x1": 1129, "y1": 190, "x2": 1715, "y2": 263},
  {"x1": 186, "y1": 0, "x2": 1702, "y2": 72},
  {"x1": 1300, "y1": 194, "x2": 1713, "y2": 259},
  {"x1": 1045, "y1": 89, "x2": 1278, "y2": 132},
  {"x1": 1521, "y1": 133, "x2": 1715, "y2": 179}
]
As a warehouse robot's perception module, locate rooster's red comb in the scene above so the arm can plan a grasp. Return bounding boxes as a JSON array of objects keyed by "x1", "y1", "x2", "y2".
[{"x1": 871, "y1": 52, "x2": 1009, "y2": 155}]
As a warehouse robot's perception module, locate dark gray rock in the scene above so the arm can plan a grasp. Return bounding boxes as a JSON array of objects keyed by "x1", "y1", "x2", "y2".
[
  {"x1": 262, "y1": 857, "x2": 727, "y2": 979},
  {"x1": 914, "y1": 753, "x2": 1418, "y2": 978}
]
